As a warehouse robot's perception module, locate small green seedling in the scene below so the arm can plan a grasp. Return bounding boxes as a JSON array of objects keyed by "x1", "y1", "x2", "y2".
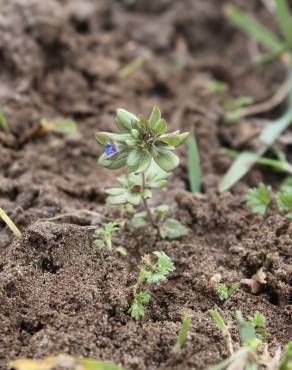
[
  {"x1": 0, "y1": 207, "x2": 22, "y2": 239},
  {"x1": 128, "y1": 251, "x2": 175, "y2": 320},
  {"x1": 246, "y1": 183, "x2": 272, "y2": 215},
  {"x1": 175, "y1": 312, "x2": 192, "y2": 349},
  {"x1": 96, "y1": 106, "x2": 189, "y2": 233},
  {"x1": 215, "y1": 282, "x2": 240, "y2": 302},
  {"x1": 207, "y1": 310, "x2": 283, "y2": 370},
  {"x1": 276, "y1": 190, "x2": 292, "y2": 219},
  {"x1": 205, "y1": 79, "x2": 228, "y2": 96},
  {"x1": 93, "y1": 222, "x2": 120, "y2": 249}
]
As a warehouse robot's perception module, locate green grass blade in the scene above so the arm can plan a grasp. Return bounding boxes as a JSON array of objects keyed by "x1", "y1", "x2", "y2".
[
  {"x1": 208, "y1": 309, "x2": 227, "y2": 335},
  {"x1": 276, "y1": 0, "x2": 292, "y2": 47},
  {"x1": 186, "y1": 133, "x2": 201, "y2": 193},
  {"x1": 176, "y1": 312, "x2": 191, "y2": 349},
  {"x1": 118, "y1": 52, "x2": 152, "y2": 79},
  {"x1": 219, "y1": 79, "x2": 292, "y2": 192},
  {"x1": 225, "y1": 5, "x2": 286, "y2": 53},
  {"x1": 0, "y1": 108, "x2": 9, "y2": 132},
  {"x1": 0, "y1": 207, "x2": 22, "y2": 238}
]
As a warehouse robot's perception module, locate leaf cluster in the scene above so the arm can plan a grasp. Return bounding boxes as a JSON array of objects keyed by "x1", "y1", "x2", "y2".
[
  {"x1": 215, "y1": 282, "x2": 240, "y2": 302},
  {"x1": 96, "y1": 106, "x2": 189, "y2": 173},
  {"x1": 128, "y1": 252, "x2": 175, "y2": 320},
  {"x1": 246, "y1": 182, "x2": 292, "y2": 218},
  {"x1": 106, "y1": 161, "x2": 169, "y2": 206}
]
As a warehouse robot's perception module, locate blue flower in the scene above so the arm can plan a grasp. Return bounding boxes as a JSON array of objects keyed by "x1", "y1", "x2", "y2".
[{"x1": 104, "y1": 143, "x2": 117, "y2": 157}]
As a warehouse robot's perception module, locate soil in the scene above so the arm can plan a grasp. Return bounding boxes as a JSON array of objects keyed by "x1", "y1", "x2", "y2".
[{"x1": 0, "y1": 0, "x2": 291, "y2": 369}]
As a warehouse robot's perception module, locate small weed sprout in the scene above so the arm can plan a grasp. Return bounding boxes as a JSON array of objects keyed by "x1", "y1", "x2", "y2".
[
  {"x1": 175, "y1": 312, "x2": 192, "y2": 349},
  {"x1": 93, "y1": 222, "x2": 120, "y2": 249},
  {"x1": 246, "y1": 183, "x2": 272, "y2": 215},
  {"x1": 207, "y1": 309, "x2": 290, "y2": 370},
  {"x1": 215, "y1": 282, "x2": 240, "y2": 302},
  {"x1": 96, "y1": 107, "x2": 189, "y2": 236},
  {"x1": 128, "y1": 251, "x2": 175, "y2": 320}
]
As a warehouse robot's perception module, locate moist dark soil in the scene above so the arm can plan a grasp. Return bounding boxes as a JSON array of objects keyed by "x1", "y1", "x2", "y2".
[{"x1": 0, "y1": 0, "x2": 291, "y2": 369}]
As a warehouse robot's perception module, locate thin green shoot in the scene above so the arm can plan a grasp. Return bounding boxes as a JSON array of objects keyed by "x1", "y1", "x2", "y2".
[
  {"x1": 176, "y1": 312, "x2": 191, "y2": 349},
  {"x1": 276, "y1": 190, "x2": 292, "y2": 218},
  {"x1": 208, "y1": 309, "x2": 233, "y2": 355},
  {"x1": 0, "y1": 207, "x2": 22, "y2": 239},
  {"x1": 186, "y1": 132, "x2": 201, "y2": 193},
  {"x1": 118, "y1": 51, "x2": 152, "y2": 78},
  {"x1": 93, "y1": 222, "x2": 120, "y2": 249},
  {"x1": 276, "y1": 0, "x2": 292, "y2": 48},
  {"x1": 246, "y1": 183, "x2": 272, "y2": 215}
]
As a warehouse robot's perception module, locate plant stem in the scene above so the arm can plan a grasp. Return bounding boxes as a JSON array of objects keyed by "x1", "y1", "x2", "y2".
[{"x1": 141, "y1": 173, "x2": 157, "y2": 229}]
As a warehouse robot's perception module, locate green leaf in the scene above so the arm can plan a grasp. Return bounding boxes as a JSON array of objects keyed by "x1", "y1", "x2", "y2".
[
  {"x1": 131, "y1": 211, "x2": 148, "y2": 229},
  {"x1": 246, "y1": 183, "x2": 271, "y2": 215},
  {"x1": 128, "y1": 291, "x2": 151, "y2": 320},
  {"x1": 80, "y1": 358, "x2": 127, "y2": 370},
  {"x1": 116, "y1": 108, "x2": 138, "y2": 133},
  {"x1": 225, "y1": 5, "x2": 286, "y2": 53},
  {"x1": 131, "y1": 151, "x2": 152, "y2": 173},
  {"x1": 276, "y1": 0, "x2": 292, "y2": 47},
  {"x1": 208, "y1": 309, "x2": 228, "y2": 335},
  {"x1": 106, "y1": 192, "x2": 128, "y2": 205},
  {"x1": 205, "y1": 80, "x2": 228, "y2": 95},
  {"x1": 277, "y1": 190, "x2": 292, "y2": 212},
  {"x1": 153, "y1": 149, "x2": 179, "y2": 172},
  {"x1": 215, "y1": 284, "x2": 230, "y2": 302},
  {"x1": 176, "y1": 312, "x2": 191, "y2": 349},
  {"x1": 153, "y1": 119, "x2": 167, "y2": 134},
  {"x1": 186, "y1": 133, "x2": 201, "y2": 193},
  {"x1": 41, "y1": 119, "x2": 77, "y2": 134},
  {"x1": 98, "y1": 152, "x2": 128, "y2": 170},
  {"x1": 149, "y1": 106, "x2": 161, "y2": 129},
  {"x1": 249, "y1": 311, "x2": 266, "y2": 328},
  {"x1": 236, "y1": 310, "x2": 256, "y2": 345},
  {"x1": 159, "y1": 218, "x2": 188, "y2": 240},
  {"x1": 127, "y1": 148, "x2": 143, "y2": 167},
  {"x1": 143, "y1": 251, "x2": 175, "y2": 284}
]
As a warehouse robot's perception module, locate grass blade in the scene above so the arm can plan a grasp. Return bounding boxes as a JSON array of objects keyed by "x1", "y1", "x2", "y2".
[
  {"x1": 276, "y1": 0, "x2": 292, "y2": 47},
  {"x1": 118, "y1": 51, "x2": 152, "y2": 79},
  {"x1": 0, "y1": 207, "x2": 22, "y2": 238},
  {"x1": 225, "y1": 5, "x2": 286, "y2": 53},
  {"x1": 186, "y1": 133, "x2": 201, "y2": 192},
  {"x1": 219, "y1": 77, "x2": 292, "y2": 193},
  {"x1": 176, "y1": 312, "x2": 191, "y2": 349}
]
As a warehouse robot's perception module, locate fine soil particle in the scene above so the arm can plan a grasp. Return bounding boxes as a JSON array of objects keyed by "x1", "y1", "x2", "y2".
[{"x1": 0, "y1": 0, "x2": 291, "y2": 369}]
